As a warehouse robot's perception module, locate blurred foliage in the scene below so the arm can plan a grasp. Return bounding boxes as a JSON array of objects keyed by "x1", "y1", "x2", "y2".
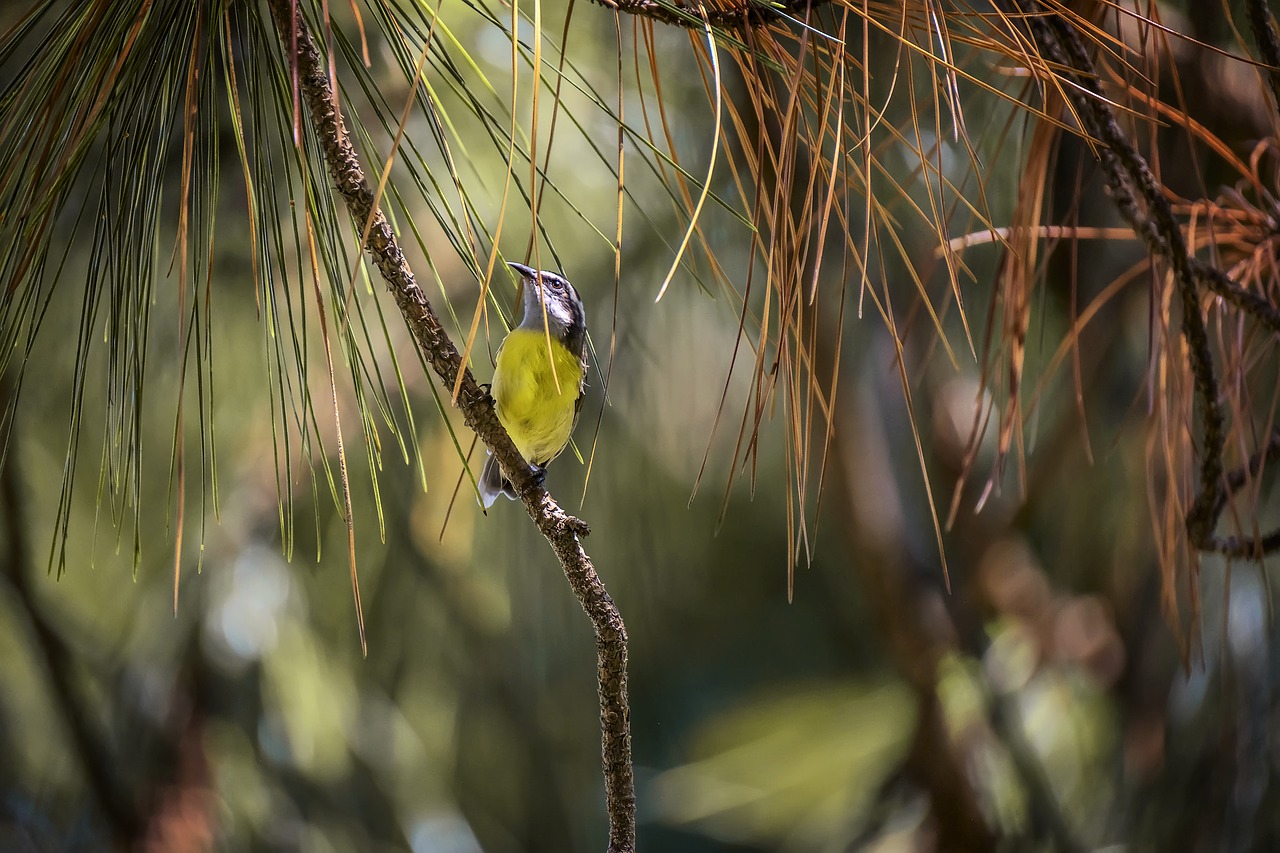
[{"x1": 3, "y1": 0, "x2": 1280, "y2": 852}]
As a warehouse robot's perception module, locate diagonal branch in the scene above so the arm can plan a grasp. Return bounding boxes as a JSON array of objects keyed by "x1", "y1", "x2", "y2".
[
  {"x1": 1247, "y1": 0, "x2": 1280, "y2": 109},
  {"x1": 1202, "y1": 430, "x2": 1280, "y2": 557},
  {"x1": 264, "y1": 2, "x2": 635, "y2": 849},
  {"x1": 591, "y1": 0, "x2": 831, "y2": 30},
  {"x1": 1017, "y1": 2, "x2": 1235, "y2": 553}
]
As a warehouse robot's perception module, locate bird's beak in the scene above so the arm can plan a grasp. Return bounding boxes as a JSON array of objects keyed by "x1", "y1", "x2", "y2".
[
  {"x1": 506, "y1": 261, "x2": 538, "y2": 279},
  {"x1": 508, "y1": 262, "x2": 544, "y2": 315}
]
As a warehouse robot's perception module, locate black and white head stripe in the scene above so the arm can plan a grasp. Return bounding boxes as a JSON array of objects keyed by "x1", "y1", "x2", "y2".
[{"x1": 508, "y1": 262, "x2": 587, "y2": 359}]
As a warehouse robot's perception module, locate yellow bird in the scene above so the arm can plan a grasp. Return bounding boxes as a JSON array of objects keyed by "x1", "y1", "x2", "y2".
[{"x1": 479, "y1": 262, "x2": 588, "y2": 508}]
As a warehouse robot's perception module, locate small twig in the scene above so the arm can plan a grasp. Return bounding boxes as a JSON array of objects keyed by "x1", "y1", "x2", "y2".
[
  {"x1": 1221, "y1": 430, "x2": 1280, "y2": 497},
  {"x1": 264, "y1": 2, "x2": 634, "y2": 847},
  {"x1": 1205, "y1": 528, "x2": 1280, "y2": 557},
  {"x1": 939, "y1": 224, "x2": 1137, "y2": 254},
  {"x1": 1189, "y1": 256, "x2": 1280, "y2": 334},
  {"x1": 1202, "y1": 431, "x2": 1280, "y2": 557}
]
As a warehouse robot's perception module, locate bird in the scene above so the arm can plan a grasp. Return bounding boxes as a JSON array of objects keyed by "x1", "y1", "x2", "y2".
[{"x1": 478, "y1": 262, "x2": 588, "y2": 508}]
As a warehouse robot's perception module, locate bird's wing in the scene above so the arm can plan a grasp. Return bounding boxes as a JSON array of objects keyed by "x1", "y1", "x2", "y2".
[{"x1": 572, "y1": 344, "x2": 589, "y2": 422}]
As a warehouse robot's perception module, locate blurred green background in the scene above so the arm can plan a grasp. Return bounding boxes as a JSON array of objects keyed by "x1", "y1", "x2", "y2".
[{"x1": 2, "y1": 1, "x2": 1280, "y2": 851}]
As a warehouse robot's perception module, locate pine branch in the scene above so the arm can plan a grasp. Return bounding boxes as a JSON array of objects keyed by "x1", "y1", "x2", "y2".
[
  {"x1": 263, "y1": 2, "x2": 635, "y2": 849},
  {"x1": 590, "y1": 0, "x2": 830, "y2": 30},
  {"x1": 1247, "y1": 0, "x2": 1280, "y2": 109},
  {"x1": 1014, "y1": 2, "x2": 1280, "y2": 556}
]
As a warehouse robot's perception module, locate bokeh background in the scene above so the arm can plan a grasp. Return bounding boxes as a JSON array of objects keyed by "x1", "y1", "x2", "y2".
[{"x1": 2, "y1": 1, "x2": 1280, "y2": 851}]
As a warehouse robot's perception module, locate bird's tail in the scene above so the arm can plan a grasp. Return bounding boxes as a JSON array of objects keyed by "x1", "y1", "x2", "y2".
[{"x1": 478, "y1": 451, "x2": 516, "y2": 509}]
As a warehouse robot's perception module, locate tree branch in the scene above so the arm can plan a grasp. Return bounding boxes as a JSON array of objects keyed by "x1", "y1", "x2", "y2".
[
  {"x1": 1247, "y1": 0, "x2": 1280, "y2": 109},
  {"x1": 591, "y1": 0, "x2": 830, "y2": 30},
  {"x1": 264, "y1": 2, "x2": 634, "y2": 849},
  {"x1": 1015, "y1": 2, "x2": 1260, "y2": 554},
  {"x1": 1202, "y1": 431, "x2": 1280, "y2": 557}
]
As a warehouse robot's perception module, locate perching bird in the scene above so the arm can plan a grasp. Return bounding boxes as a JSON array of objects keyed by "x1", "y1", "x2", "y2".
[{"x1": 479, "y1": 262, "x2": 588, "y2": 508}]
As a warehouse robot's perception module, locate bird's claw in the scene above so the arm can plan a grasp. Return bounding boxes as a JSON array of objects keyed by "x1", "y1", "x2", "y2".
[{"x1": 565, "y1": 516, "x2": 591, "y2": 538}]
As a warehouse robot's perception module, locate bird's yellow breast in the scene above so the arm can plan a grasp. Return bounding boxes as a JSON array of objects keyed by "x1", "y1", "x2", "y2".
[{"x1": 492, "y1": 328, "x2": 584, "y2": 466}]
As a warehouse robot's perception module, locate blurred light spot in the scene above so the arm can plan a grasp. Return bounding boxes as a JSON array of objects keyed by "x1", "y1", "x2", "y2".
[
  {"x1": 262, "y1": 624, "x2": 356, "y2": 780},
  {"x1": 258, "y1": 712, "x2": 292, "y2": 766},
  {"x1": 979, "y1": 538, "x2": 1051, "y2": 624},
  {"x1": 1053, "y1": 596, "x2": 1125, "y2": 688},
  {"x1": 1169, "y1": 664, "x2": 1210, "y2": 724},
  {"x1": 932, "y1": 376, "x2": 990, "y2": 467},
  {"x1": 651, "y1": 680, "x2": 914, "y2": 846},
  {"x1": 1227, "y1": 574, "x2": 1266, "y2": 659},
  {"x1": 474, "y1": 20, "x2": 535, "y2": 70},
  {"x1": 409, "y1": 812, "x2": 482, "y2": 853},
  {"x1": 349, "y1": 694, "x2": 426, "y2": 771},
  {"x1": 984, "y1": 620, "x2": 1037, "y2": 693},
  {"x1": 937, "y1": 652, "x2": 985, "y2": 734},
  {"x1": 1123, "y1": 711, "x2": 1165, "y2": 780},
  {"x1": 205, "y1": 546, "x2": 293, "y2": 664},
  {"x1": 124, "y1": 662, "x2": 179, "y2": 725}
]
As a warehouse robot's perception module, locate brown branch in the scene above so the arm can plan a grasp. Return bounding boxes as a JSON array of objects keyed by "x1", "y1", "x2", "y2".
[
  {"x1": 1020, "y1": 4, "x2": 1280, "y2": 561},
  {"x1": 263, "y1": 2, "x2": 634, "y2": 849},
  {"x1": 1221, "y1": 430, "x2": 1280, "y2": 496},
  {"x1": 1203, "y1": 431, "x2": 1280, "y2": 557},
  {"x1": 1190, "y1": 257, "x2": 1280, "y2": 335},
  {"x1": 1017, "y1": 3, "x2": 1241, "y2": 553},
  {"x1": 1247, "y1": 0, "x2": 1280, "y2": 109},
  {"x1": 591, "y1": 0, "x2": 829, "y2": 30}
]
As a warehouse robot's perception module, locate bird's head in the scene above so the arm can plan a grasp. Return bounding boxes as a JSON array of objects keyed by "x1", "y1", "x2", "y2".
[{"x1": 507, "y1": 262, "x2": 586, "y2": 355}]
